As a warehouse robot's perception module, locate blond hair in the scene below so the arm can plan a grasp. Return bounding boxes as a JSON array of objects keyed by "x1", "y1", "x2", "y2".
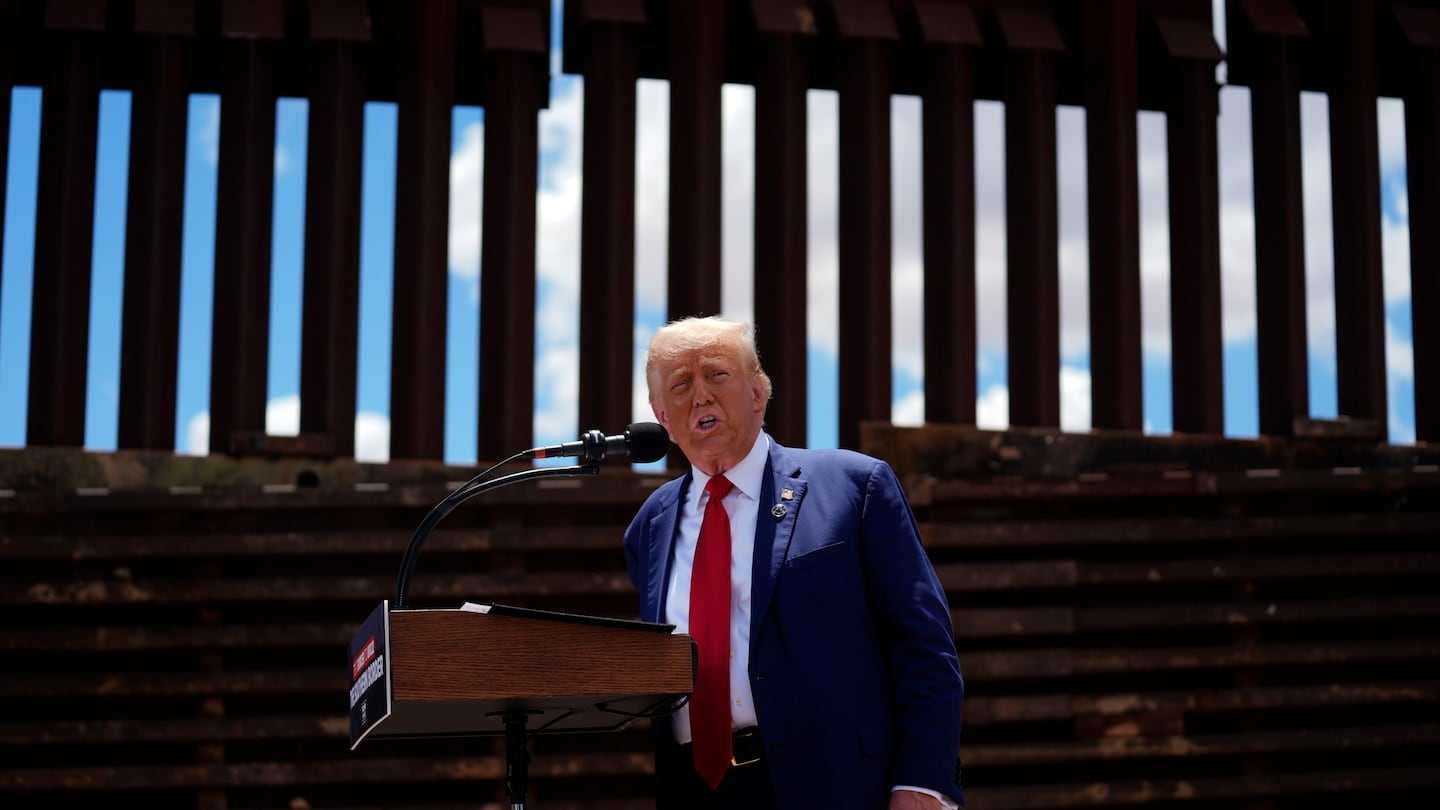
[{"x1": 645, "y1": 316, "x2": 774, "y2": 405}]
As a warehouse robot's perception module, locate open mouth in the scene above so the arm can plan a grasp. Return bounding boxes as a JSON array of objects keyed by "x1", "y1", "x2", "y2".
[{"x1": 698, "y1": 416, "x2": 717, "y2": 430}]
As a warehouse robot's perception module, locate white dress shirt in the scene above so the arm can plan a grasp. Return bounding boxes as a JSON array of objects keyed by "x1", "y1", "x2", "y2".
[{"x1": 664, "y1": 433, "x2": 769, "y2": 743}]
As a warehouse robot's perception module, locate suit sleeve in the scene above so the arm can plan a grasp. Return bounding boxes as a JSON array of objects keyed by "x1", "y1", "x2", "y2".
[
  {"x1": 623, "y1": 504, "x2": 648, "y2": 597},
  {"x1": 860, "y1": 460, "x2": 965, "y2": 804}
]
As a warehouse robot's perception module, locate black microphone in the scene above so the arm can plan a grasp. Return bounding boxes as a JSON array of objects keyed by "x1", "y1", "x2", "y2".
[{"x1": 524, "y1": 422, "x2": 670, "y2": 463}]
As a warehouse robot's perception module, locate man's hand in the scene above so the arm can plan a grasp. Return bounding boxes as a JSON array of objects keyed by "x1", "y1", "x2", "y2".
[{"x1": 890, "y1": 789, "x2": 946, "y2": 810}]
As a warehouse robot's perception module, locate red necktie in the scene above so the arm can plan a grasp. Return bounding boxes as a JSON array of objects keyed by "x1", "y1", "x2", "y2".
[{"x1": 690, "y1": 475, "x2": 734, "y2": 789}]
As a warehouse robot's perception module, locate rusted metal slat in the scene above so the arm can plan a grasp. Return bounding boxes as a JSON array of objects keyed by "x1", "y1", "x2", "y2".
[
  {"x1": 935, "y1": 559, "x2": 1078, "y2": 591},
  {"x1": 921, "y1": 511, "x2": 1440, "y2": 548},
  {"x1": 0, "y1": 753, "x2": 656, "y2": 791},
  {"x1": 0, "y1": 525, "x2": 628, "y2": 558},
  {"x1": 954, "y1": 606, "x2": 1075, "y2": 638},
  {"x1": 835, "y1": 4, "x2": 898, "y2": 450},
  {"x1": 963, "y1": 680, "x2": 1440, "y2": 725},
  {"x1": 920, "y1": 468, "x2": 1440, "y2": 502},
  {"x1": 1085, "y1": 0, "x2": 1143, "y2": 431},
  {"x1": 1000, "y1": 8, "x2": 1062, "y2": 428},
  {"x1": 27, "y1": 5, "x2": 105, "y2": 448},
  {"x1": 1400, "y1": 11, "x2": 1440, "y2": 442},
  {"x1": 967, "y1": 724, "x2": 1440, "y2": 767},
  {"x1": 751, "y1": 7, "x2": 810, "y2": 446},
  {"x1": 477, "y1": 8, "x2": 546, "y2": 461},
  {"x1": 299, "y1": 0, "x2": 369, "y2": 460},
  {"x1": 917, "y1": 2, "x2": 980, "y2": 425},
  {"x1": 973, "y1": 766, "x2": 1440, "y2": 810},
  {"x1": 665, "y1": 0, "x2": 723, "y2": 323},
  {"x1": 960, "y1": 636, "x2": 1440, "y2": 681},
  {"x1": 938, "y1": 553, "x2": 1440, "y2": 593},
  {"x1": 952, "y1": 596, "x2": 1440, "y2": 639},
  {"x1": 1078, "y1": 552, "x2": 1440, "y2": 584},
  {"x1": 0, "y1": 716, "x2": 346, "y2": 745},
  {"x1": 578, "y1": 3, "x2": 643, "y2": 436},
  {"x1": 0, "y1": 571, "x2": 639, "y2": 605},
  {"x1": 1161, "y1": 18, "x2": 1225, "y2": 435},
  {"x1": 1245, "y1": 2, "x2": 1310, "y2": 436},
  {"x1": 861, "y1": 421, "x2": 1440, "y2": 479},
  {"x1": 1077, "y1": 595, "x2": 1440, "y2": 632},
  {"x1": 117, "y1": 2, "x2": 194, "y2": 451},
  {"x1": 0, "y1": 669, "x2": 341, "y2": 698},
  {"x1": 835, "y1": 49, "x2": 887, "y2": 446},
  {"x1": 1326, "y1": 0, "x2": 1388, "y2": 435},
  {"x1": 0, "y1": 2, "x2": 13, "y2": 330},
  {"x1": 2, "y1": 623, "x2": 353, "y2": 652},
  {"x1": 209, "y1": 0, "x2": 284, "y2": 455},
  {"x1": 389, "y1": 0, "x2": 455, "y2": 461}
]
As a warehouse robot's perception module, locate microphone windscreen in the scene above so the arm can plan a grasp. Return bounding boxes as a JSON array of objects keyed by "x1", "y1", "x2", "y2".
[{"x1": 626, "y1": 422, "x2": 670, "y2": 463}]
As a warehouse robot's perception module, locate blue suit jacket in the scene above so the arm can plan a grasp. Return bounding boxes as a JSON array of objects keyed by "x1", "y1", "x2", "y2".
[{"x1": 624, "y1": 436, "x2": 964, "y2": 809}]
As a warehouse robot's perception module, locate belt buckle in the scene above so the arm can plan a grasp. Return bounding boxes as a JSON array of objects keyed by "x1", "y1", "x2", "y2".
[
  {"x1": 730, "y1": 751, "x2": 761, "y2": 767},
  {"x1": 730, "y1": 729, "x2": 762, "y2": 767}
]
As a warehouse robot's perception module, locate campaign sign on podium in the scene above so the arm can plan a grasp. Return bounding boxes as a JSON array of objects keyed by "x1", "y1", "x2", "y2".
[{"x1": 348, "y1": 601, "x2": 393, "y2": 748}]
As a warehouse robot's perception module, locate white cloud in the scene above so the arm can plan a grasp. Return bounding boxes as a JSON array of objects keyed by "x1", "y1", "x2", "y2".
[
  {"x1": 976, "y1": 383, "x2": 1009, "y2": 430},
  {"x1": 807, "y1": 90, "x2": 840, "y2": 359},
  {"x1": 1138, "y1": 111, "x2": 1173, "y2": 359},
  {"x1": 194, "y1": 95, "x2": 220, "y2": 165},
  {"x1": 1383, "y1": 212, "x2": 1412, "y2": 306},
  {"x1": 1060, "y1": 365, "x2": 1092, "y2": 432},
  {"x1": 1379, "y1": 97, "x2": 1411, "y2": 306},
  {"x1": 1389, "y1": 394, "x2": 1416, "y2": 445},
  {"x1": 1378, "y1": 97, "x2": 1407, "y2": 176},
  {"x1": 183, "y1": 411, "x2": 209, "y2": 456},
  {"x1": 891, "y1": 95, "x2": 925, "y2": 382},
  {"x1": 635, "y1": 79, "x2": 670, "y2": 313},
  {"x1": 449, "y1": 120, "x2": 484, "y2": 281},
  {"x1": 531, "y1": 77, "x2": 586, "y2": 445},
  {"x1": 723, "y1": 83, "x2": 756, "y2": 322},
  {"x1": 1387, "y1": 318, "x2": 1414, "y2": 381},
  {"x1": 974, "y1": 101, "x2": 1007, "y2": 354},
  {"x1": 1299, "y1": 92, "x2": 1337, "y2": 363},
  {"x1": 893, "y1": 388, "x2": 924, "y2": 426},
  {"x1": 1057, "y1": 105, "x2": 1090, "y2": 360},
  {"x1": 534, "y1": 343, "x2": 580, "y2": 443},
  {"x1": 355, "y1": 411, "x2": 391, "y2": 462},
  {"x1": 274, "y1": 144, "x2": 291, "y2": 177},
  {"x1": 266, "y1": 394, "x2": 300, "y2": 436},
  {"x1": 1217, "y1": 86, "x2": 1259, "y2": 348}
]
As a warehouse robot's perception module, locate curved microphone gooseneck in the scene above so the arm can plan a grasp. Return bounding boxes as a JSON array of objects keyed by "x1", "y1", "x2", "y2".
[{"x1": 392, "y1": 423, "x2": 670, "y2": 609}]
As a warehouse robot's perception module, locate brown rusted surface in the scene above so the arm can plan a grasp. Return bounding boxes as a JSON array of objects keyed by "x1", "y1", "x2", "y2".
[{"x1": 5, "y1": 431, "x2": 1439, "y2": 807}]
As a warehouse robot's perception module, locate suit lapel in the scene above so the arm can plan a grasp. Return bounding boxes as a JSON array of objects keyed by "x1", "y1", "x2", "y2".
[
  {"x1": 646, "y1": 475, "x2": 690, "y2": 624},
  {"x1": 750, "y1": 440, "x2": 805, "y2": 638}
]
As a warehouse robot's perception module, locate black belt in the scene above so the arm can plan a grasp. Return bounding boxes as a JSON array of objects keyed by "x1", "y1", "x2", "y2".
[
  {"x1": 729, "y1": 727, "x2": 764, "y2": 766},
  {"x1": 685, "y1": 727, "x2": 765, "y2": 767}
]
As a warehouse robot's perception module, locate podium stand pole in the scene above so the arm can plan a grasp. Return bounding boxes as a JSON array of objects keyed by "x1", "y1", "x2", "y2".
[{"x1": 502, "y1": 711, "x2": 534, "y2": 809}]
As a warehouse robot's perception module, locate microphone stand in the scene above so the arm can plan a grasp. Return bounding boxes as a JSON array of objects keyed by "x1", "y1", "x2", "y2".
[
  {"x1": 392, "y1": 459, "x2": 600, "y2": 810},
  {"x1": 394, "y1": 461, "x2": 598, "y2": 609}
]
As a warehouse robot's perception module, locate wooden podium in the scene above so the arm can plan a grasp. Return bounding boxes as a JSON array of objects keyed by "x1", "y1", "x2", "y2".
[{"x1": 348, "y1": 602, "x2": 694, "y2": 806}]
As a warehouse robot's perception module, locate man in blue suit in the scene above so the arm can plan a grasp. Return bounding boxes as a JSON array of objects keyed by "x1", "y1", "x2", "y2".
[{"x1": 625, "y1": 316, "x2": 964, "y2": 810}]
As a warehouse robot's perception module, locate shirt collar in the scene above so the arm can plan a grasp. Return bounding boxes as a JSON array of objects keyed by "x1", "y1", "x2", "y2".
[{"x1": 691, "y1": 432, "x2": 768, "y2": 502}]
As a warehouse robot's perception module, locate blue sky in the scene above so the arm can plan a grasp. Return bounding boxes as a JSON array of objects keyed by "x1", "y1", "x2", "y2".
[{"x1": 0, "y1": 2, "x2": 1419, "y2": 463}]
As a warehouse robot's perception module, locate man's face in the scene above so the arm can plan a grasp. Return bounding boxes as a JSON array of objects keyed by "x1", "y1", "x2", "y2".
[{"x1": 650, "y1": 342, "x2": 766, "y2": 476}]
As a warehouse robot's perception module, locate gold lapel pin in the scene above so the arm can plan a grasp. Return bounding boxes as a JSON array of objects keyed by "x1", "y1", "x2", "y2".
[{"x1": 780, "y1": 488, "x2": 794, "y2": 501}]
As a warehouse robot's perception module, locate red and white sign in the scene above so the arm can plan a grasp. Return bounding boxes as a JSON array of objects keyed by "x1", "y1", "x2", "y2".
[{"x1": 352, "y1": 636, "x2": 376, "y2": 679}]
